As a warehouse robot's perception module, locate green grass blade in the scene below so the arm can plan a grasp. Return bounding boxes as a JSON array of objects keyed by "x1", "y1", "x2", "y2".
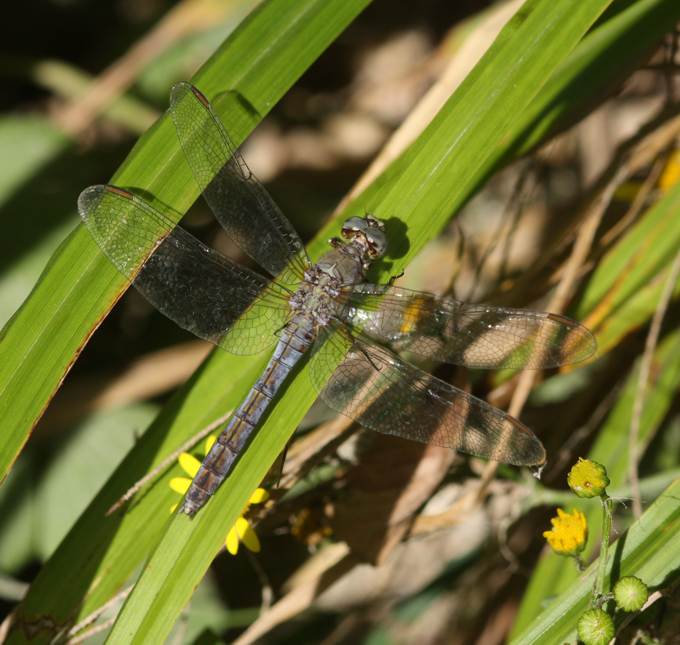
[
  {"x1": 304, "y1": 0, "x2": 680, "y2": 263},
  {"x1": 511, "y1": 475, "x2": 680, "y2": 644},
  {"x1": 0, "y1": 0, "x2": 371, "y2": 485},
  {"x1": 575, "y1": 181, "x2": 680, "y2": 354},
  {"x1": 0, "y1": 116, "x2": 71, "y2": 326},
  {"x1": 511, "y1": 0, "x2": 680, "y2": 156},
  {"x1": 307, "y1": 1, "x2": 619, "y2": 266},
  {"x1": 512, "y1": 327, "x2": 680, "y2": 636}
]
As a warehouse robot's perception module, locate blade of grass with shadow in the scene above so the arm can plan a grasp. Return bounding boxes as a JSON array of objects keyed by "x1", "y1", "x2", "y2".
[
  {"x1": 511, "y1": 0, "x2": 680, "y2": 158},
  {"x1": 311, "y1": 0, "x2": 680, "y2": 251}
]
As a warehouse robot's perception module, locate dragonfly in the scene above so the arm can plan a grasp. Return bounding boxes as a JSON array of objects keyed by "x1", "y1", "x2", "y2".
[{"x1": 78, "y1": 82, "x2": 596, "y2": 516}]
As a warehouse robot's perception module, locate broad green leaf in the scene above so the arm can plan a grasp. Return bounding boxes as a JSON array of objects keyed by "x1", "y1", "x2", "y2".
[
  {"x1": 0, "y1": 116, "x2": 71, "y2": 326},
  {"x1": 512, "y1": 327, "x2": 680, "y2": 636},
  {"x1": 303, "y1": 0, "x2": 680, "y2": 259},
  {"x1": 511, "y1": 476, "x2": 680, "y2": 644},
  {"x1": 0, "y1": 404, "x2": 157, "y2": 571}
]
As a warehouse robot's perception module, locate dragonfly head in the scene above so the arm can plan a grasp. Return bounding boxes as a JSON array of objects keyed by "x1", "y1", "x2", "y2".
[{"x1": 341, "y1": 215, "x2": 387, "y2": 260}]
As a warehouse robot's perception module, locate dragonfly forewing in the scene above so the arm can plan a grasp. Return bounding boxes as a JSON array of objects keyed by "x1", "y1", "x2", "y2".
[
  {"x1": 307, "y1": 324, "x2": 547, "y2": 466},
  {"x1": 78, "y1": 185, "x2": 291, "y2": 355},
  {"x1": 169, "y1": 82, "x2": 309, "y2": 288},
  {"x1": 337, "y1": 284, "x2": 596, "y2": 370}
]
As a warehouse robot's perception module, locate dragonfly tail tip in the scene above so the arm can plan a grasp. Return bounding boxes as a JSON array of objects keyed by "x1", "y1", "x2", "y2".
[{"x1": 179, "y1": 499, "x2": 200, "y2": 517}]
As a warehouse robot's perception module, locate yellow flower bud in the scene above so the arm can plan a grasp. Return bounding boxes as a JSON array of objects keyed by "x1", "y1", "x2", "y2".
[{"x1": 567, "y1": 458, "x2": 609, "y2": 498}]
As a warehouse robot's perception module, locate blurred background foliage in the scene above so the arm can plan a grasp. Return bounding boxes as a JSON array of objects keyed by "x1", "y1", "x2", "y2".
[{"x1": 0, "y1": 0, "x2": 679, "y2": 643}]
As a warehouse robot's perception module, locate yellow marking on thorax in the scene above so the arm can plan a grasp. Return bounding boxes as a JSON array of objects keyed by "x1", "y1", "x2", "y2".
[{"x1": 399, "y1": 295, "x2": 429, "y2": 334}]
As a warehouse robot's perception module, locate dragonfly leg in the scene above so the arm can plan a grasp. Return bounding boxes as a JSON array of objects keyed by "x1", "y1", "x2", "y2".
[{"x1": 387, "y1": 270, "x2": 404, "y2": 286}]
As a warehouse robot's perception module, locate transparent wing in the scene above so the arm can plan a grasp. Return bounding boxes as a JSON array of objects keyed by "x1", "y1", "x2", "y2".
[
  {"x1": 169, "y1": 82, "x2": 309, "y2": 287},
  {"x1": 307, "y1": 324, "x2": 546, "y2": 466},
  {"x1": 336, "y1": 284, "x2": 596, "y2": 369},
  {"x1": 78, "y1": 184, "x2": 291, "y2": 355}
]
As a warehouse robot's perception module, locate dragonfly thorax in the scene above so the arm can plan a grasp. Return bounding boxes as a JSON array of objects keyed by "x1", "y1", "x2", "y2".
[{"x1": 289, "y1": 266, "x2": 341, "y2": 326}]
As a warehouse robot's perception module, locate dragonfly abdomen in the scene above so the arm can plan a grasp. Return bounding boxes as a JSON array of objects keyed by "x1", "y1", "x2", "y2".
[{"x1": 180, "y1": 318, "x2": 314, "y2": 516}]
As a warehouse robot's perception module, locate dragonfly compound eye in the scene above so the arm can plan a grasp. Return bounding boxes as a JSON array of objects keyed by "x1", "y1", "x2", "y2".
[
  {"x1": 340, "y1": 216, "x2": 366, "y2": 239},
  {"x1": 366, "y1": 229, "x2": 387, "y2": 258}
]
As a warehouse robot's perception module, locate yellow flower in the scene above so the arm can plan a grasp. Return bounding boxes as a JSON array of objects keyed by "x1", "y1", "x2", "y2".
[
  {"x1": 543, "y1": 508, "x2": 588, "y2": 556},
  {"x1": 169, "y1": 435, "x2": 269, "y2": 555},
  {"x1": 567, "y1": 458, "x2": 609, "y2": 498}
]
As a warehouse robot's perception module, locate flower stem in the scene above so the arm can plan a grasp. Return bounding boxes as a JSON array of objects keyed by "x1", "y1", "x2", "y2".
[
  {"x1": 571, "y1": 554, "x2": 586, "y2": 572},
  {"x1": 593, "y1": 494, "x2": 613, "y2": 605}
]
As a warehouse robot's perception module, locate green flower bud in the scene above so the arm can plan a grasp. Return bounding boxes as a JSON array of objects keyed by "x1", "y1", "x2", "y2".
[
  {"x1": 613, "y1": 576, "x2": 649, "y2": 612},
  {"x1": 577, "y1": 608, "x2": 615, "y2": 645},
  {"x1": 567, "y1": 458, "x2": 610, "y2": 498}
]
